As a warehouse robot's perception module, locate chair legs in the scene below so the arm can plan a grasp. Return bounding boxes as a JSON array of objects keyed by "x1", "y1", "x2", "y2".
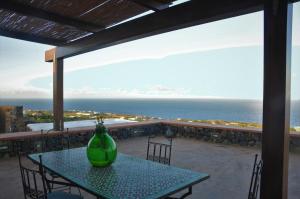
[
  {"x1": 166, "y1": 186, "x2": 192, "y2": 199},
  {"x1": 49, "y1": 175, "x2": 82, "y2": 196},
  {"x1": 179, "y1": 187, "x2": 192, "y2": 199}
]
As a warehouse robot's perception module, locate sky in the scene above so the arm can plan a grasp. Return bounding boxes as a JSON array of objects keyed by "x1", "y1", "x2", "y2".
[{"x1": 0, "y1": 2, "x2": 300, "y2": 100}]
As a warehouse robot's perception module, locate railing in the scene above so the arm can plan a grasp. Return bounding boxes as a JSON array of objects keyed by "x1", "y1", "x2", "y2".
[{"x1": 0, "y1": 120, "x2": 300, "y2": 157}]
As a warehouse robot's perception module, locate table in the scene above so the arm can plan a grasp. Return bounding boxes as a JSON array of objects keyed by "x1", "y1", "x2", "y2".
[{"x1": 28, "y1": 147, "x2": 209, "y2": 199}]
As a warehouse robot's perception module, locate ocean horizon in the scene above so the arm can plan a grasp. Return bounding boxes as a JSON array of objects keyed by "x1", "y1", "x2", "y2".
[{"x1": 0, "y1": 98, "x2": 299, "y2": 127}]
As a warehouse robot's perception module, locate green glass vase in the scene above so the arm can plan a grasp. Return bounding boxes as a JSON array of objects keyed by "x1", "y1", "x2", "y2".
[{"x1": 86, "y1": 118, "x2": 117, "y2": 167}]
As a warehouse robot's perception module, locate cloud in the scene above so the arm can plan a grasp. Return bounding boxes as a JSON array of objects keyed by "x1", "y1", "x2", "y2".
[
  {"x1": 0, "y1": 87, "x2": 50, "y2": 98},
  {"x1": 150, "y1": 85, "x2": 176, "y2": 92},
  {"x1": 63, "y1": 44, "x2": 263, "y2": 74},
  {"x1": 62, "y1": 85, "x2": 229, "y2": 99},
  {"x1": 141, "y1": 85, "x2": 190, "y2": 97},
  {"x1": 64, "y1": 85, "x2": 194, "y2": 98}
]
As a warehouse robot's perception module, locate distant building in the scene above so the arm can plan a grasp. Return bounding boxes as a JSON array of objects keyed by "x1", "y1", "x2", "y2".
[{"x1": 0, "y1": 106, "x2": 25, "y2": 133}]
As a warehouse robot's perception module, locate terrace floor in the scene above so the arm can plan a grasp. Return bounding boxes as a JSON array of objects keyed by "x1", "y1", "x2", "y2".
[{"x1": 1, "y1": 137, "x2": 300, "y2": 199}]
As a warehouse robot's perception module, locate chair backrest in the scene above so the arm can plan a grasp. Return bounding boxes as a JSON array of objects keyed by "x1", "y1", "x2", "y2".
[
  {"x1": 18, "y1": 153, "x2": 47, "y2": 199},
  {"x1": 146, "y1": 135, "x2": 173, "y2": 165},
  {"x1": 38, "y1": 155, "x2": 52, "y2": 198},
  {"x1": 42, "y1": 129, "x2": 70, "y2": 152},
  {"x1": 248, "y1": 154, "x2": 263, "y2": 199}
]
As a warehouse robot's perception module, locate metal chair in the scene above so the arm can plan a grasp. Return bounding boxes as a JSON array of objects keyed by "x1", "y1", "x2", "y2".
[
  {"x1": 18, "y1": 153, "x2": 82, "y2": 199},
  {"x1": 146, "y1": 135, "x2": 173, "y2": 165},
  {"x1": 0, "y1": 142, "x2": 10, "y2": 157},
  {"x1": 18, "y1": 153, "x2": 44, "y2": 199},
  {"x1": 248, "y1": 154, "x2": 263, "y2": 199},
  {"x1": 42, "y1": 129, "x2": 70, "y2": 152},
  {"x1": 41, "y1": 129, "x2": 81, "y2": 195},
  {"x1": 146, "y1": 135, "x2": 192, "y2": 199}
]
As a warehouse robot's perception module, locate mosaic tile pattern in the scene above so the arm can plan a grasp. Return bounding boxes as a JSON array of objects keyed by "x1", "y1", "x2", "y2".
[{"x1": 29, "y1": 147, "x2": 209, "y2": 199}]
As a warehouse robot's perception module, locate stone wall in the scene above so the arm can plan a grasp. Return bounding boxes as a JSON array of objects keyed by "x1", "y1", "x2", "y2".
[
  {"x1": 1, "y1": 120, "x2": 300, "y2": 158},
  {"x1": 163, "y1": 123, "x2": 261, "y2": 147},
  {"x1": 0, "y1": 106, "x2": 25, "y2": 133},
  {"x1": 0, "y1": 122, "x2": 164, "y2": 157},
  {"x1": 162, "y1": 121, "x2": 300, "y2": 151}
]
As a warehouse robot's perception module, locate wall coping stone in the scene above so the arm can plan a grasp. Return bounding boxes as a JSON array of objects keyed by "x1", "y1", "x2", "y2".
[{"x1": 0, "y1": 121, "x2": 161, "y2": 141}]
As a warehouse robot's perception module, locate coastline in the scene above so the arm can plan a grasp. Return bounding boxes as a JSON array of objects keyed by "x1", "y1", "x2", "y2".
[{"x1": 24, "y1": 109, "x2": 299, "y2": 132}]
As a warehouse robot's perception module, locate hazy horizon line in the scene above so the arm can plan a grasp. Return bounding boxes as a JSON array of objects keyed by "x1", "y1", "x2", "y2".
[{"x1": 0, "y1": 97, "x2": 300, "y2": 101}]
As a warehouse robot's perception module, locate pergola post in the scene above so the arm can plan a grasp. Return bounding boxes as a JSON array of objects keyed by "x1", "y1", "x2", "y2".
[
  {"x1": 53, "y1": 51, "x2": 64, "y2": 131},
  {"x1": 261, "y1": 1, "x2": 293, "y2": 199}
]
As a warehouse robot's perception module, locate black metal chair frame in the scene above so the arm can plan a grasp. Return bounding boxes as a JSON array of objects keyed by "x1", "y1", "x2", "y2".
[
  {"x1": 248, "y1": 154, "x2": 263, "y2": 199},
  {"x1": 18, "y1": 153, "x2": 81, "y2": 199},
  {"x1": 146, "y1": 135, "x2": 173, "y2": 165},
  {"x1": 18, "y1": 153, "x2": 44, "y2": 199},
  {"x1": 146, "y1": 135, "x2": 192, "y2": 199},
  {"x1": 38, "y1": 155, "x2": 82, "y2": 198},
  {"x1": 40, "y1": 129, "x2": 81, "y2": 195},
  {"x1": 41, "y1": 129, "x2": 70, "y2": 152}
]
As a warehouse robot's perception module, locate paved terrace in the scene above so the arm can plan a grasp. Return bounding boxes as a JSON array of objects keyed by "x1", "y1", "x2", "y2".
[{"x1": 1, "y1": 136, "x2": 300, "y2": 199}]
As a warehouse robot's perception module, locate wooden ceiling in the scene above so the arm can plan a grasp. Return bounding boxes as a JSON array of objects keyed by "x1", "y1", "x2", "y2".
[
  {"x1": 0, "y1": 0, "x2": 175, "y2": 45},
  {"x1": 1, "y1": 0, "x2": 299, "y2": 61}
]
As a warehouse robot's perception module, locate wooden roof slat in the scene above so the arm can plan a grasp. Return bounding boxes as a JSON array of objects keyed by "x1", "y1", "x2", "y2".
[
  {"x1": 0, "y1": 0, "x2": 176, "y2": 45},
  {"x1": 0, "y1": 9, "x2": 90, "y2": 44},
  {"x1": 76, "y1": 0, "x2": 148, "y2": 27},
  {"x1": 0, "y1": 0, "x2": 297, "y2": 52},
  {"x1": 0, "y1": 0, "x2": 104, "y2": 32},
  {"x1": 13, "y1": 0, "x2": 150, "y2": 28},
  {"x1": 46, "y1": 0, "x2": 265, "y2": 61},
  {"x1": 0, "y1": 28, "x2": 63, "y2": 46},
  {"x1": 131, "y1": 0, "x2": 172, "y2": 12}
]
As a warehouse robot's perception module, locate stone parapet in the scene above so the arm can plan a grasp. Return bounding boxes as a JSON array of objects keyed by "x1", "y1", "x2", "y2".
[{"x1": 0, "y1": 120, "x2": 299, "y2": 157}]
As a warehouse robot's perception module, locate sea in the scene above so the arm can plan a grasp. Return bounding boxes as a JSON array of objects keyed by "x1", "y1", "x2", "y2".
[{"x1": 0, "y1": 98, "x2": 299, "y2": 127}]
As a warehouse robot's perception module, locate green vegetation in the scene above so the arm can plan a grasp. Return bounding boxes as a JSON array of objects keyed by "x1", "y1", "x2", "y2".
[
  {"x1": 24, "y1": 110, "x2": 153, "y2": 123},
  {"x1": 24, "y1": 110, "x2": 298, "y2": 132},
  {"x1": 24, "y1": 110, "x2": 53, "y2": 123},
  {"x1": 176, "y1": 118, "x2": 297, "y2": 132}
]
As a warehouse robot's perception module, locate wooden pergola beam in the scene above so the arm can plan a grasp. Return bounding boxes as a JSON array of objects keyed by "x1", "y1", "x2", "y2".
[
  {"x1": 131, "y1": 0, "x2": 171, "y2": 12},
  {"x1": 45, "y1": 0, "x2": 265, "y2": 62},
  {"x1": 261, "y1": 0, "x2": 293, "y2": 198},
  {"x1": 0, "y1": 0, "x2": 104, "y2": 33},
  {"x1": 0, "y1": 28, "x2": 62, "y2": 46}
]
